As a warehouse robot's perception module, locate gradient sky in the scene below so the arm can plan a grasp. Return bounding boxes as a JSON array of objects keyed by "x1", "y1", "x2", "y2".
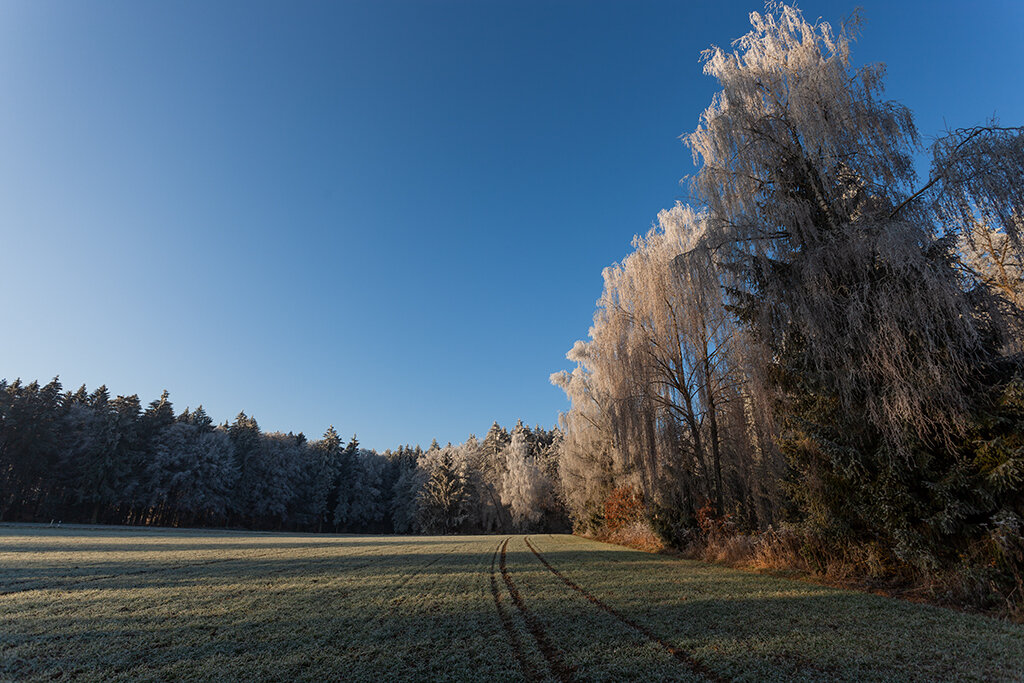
[{"x1": 2, "y1": 0, "x2": 1022, "y2": 450}]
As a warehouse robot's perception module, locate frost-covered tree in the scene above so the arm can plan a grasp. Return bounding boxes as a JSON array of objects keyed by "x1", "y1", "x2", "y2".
[
  {"x1": 58, "y1": 402, "x2": 120, "y2": 524},
  {"x1": 143, "y1": 422, "x2": 237, "y2": 525},
  {"x1": 107, "y1": 393, "x2": 145, "y2": 523},
  {"x1": 554, "y1": 4, "x2": 1023, "y2": 571},
  {"x1": 551, "y1": 352, "x2": 618, "y2": 532},
  {"x1": 335, "y1": 447, "x2": 388, "y2": 529},
  {"x1": 0, "y1": 379, "x2": 442, "y2": 532},
  {"x1": 928, "y1": 124, "x2": 1024, "y2": 258},
  {"x1": 452, "y1": 435, "x2": 495, "y2": 531},
  {"x1": 333, "y1": 435, "x2": 369, "y2": 528},
  {"x1": 684, "y1": 5, "x2": 1023, "y2": 563},
  {"x1": 479, "y1": 422, "x2": 513, "y2": 529},
  {"x1": 0, "y1": 378, "x2": 64, "y2": 521},
  {"x1": 553, "y1": 205, "x2": 777, "y2": 535},
  {"x1": 415, "y1": 444, "x2": 470, "y2": 533},
  {"x1": 227, "y1": 414, "x2": 304, "y2": 527},
  {"x1": 500, "y1": 427, "x2": 550, "y2": 530},
  {"x1": 299, "y1": 426, "x2": 343, "y2": 532},
  {"x1": 390, "y1": 453, "x2": 426, "y2": 534},
  {"x1": 686, "y1": 6, "x2": 990, "y2": 452},
  {"x1": 957, "y1": 224, "x2": 1024, "y2": 350}
]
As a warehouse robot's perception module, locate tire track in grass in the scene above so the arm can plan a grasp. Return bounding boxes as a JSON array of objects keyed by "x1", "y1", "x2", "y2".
[
  {"x1": 489, "y1": 537, "x2": 541, "y2": 683},
  {"x1": 524, "y1": 536, "x2": 728, "y2": 683},
  {"x1": 499, "y1": 537, "x2": 578, "y2": 683}
]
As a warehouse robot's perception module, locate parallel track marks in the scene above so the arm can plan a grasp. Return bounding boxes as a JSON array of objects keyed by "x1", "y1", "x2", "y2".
[
  {"x1": 499, "y1": 537, "x2": 578, "y2": 683},
  {"x1": 524, "y1": 536, "x2": 729, "y2": 683},
  {"x1": 490, "y1": 538, "x2": 541, "y2": 683}
]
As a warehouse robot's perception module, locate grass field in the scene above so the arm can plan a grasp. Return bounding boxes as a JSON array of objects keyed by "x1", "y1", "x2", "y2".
[{"x1": 1, "y1": 526, "x2": 1022, "y2": 682}]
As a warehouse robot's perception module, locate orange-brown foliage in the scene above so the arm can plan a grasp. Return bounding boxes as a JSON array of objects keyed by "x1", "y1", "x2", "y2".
[{"x1": 604, "y1": 486, "x2": 645, "y2": 532}]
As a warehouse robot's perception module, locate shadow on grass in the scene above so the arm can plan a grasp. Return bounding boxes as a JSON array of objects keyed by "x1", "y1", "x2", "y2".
[{"x1": 3, "y1": 533, "x2": 1024, "y2": 682}]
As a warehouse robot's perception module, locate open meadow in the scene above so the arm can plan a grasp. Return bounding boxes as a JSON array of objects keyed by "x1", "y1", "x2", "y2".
[{"x1": 1, "y1": 526, "x2": 1022, "y2": 682}]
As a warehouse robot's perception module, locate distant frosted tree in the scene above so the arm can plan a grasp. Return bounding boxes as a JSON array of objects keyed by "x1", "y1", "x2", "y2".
[
  {"x1": 416, "y1": 445, "x2": 470, "y2": 533},
  {"x1": 303, "y1": 426, "x2": 342, "y2": 532},
  {"x1": 58, "y1": 402, "x2": 119, "y2": 523},
  {"x1": 357, "y1": 450, "x2": 389, "y2": 526},
  {"x1": 390, "y1": 458, "x2": 426, "y2": 534},
  {"x1": 144, "y1": 423, "x2": 237, "y2": 525},
  {"x1": 958, "y1": 224, "x2": 1024, "y2": 349},
  {"x1": 66, "y1": 384, "x2": 89, "y2": 406},
  {"x1": 227, "y1": 412, "x2": 261, "y2": 522},
  {"x1": 107, "y1": 393, "x2": 144, "y2": 520},
  {"x1": 501, "y1": 427, "x2": 549, "y2": 530},
  {"x1": 0, "y1": 378, "x2": 64, "y2": 521},
  {"x1": 336, "y1": 448, "x2": 388, "y2": 529},
  {"x1": 228, "y1": 414, "x2": 303, "y2": 527},
  {"x1": 551, "y1": 355, "x2": 617, "y2": 532},
  {"x1": 479, "y1": 421, "x2": 513, "y2": 529},
  {"x1": 253, "y1": 432, "x2": 303, "y2": 524},
  {"x1": 140, "y1": 390, "x2": 175, "y2": 447},
  {"x1": 179, "y1": 405, "x2": 214, "y2": 431},
  {"x1": 333, "y1": 435, "x2": 366, "y2": 528},
  {"x1": 454, "y1": 434, "x2": 500, "y2": 531}
]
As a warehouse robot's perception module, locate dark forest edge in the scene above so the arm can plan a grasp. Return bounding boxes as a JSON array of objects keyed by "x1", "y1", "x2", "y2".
[{"x1": 0, "y1": 378, "x2": 569, "y2": 536}]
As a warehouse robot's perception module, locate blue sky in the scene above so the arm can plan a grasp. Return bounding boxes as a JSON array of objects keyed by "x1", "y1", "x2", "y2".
[{"x1": 1, "y1": 1, "x2": 1022, "y2": 450}]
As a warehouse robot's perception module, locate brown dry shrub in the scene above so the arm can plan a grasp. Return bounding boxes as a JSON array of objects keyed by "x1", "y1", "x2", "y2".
[
  {"x1": 689, "y1": 524, "x2": 1024, "y2": 622},
  {"x1": 604, "y1": 486, "x2": 645, "y2": 532}
]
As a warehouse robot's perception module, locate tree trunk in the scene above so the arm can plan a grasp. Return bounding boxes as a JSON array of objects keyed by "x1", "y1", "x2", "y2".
[{"x1": 708, "y1": 401, "x2": 723, "y2": 517}]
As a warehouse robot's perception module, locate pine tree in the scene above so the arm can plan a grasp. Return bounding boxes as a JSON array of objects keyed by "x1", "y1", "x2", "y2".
[
  {"x1": 311, "y1": 426, "x2": 342, "y2": 532},
  {"x1": 417, "y1": 448, "x2": 469, "y2": 534}
]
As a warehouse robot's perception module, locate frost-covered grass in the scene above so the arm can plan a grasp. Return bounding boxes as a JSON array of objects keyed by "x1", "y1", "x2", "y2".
[{"x1": 1, "y1": 526, "x2": 1022, "y2": 682}]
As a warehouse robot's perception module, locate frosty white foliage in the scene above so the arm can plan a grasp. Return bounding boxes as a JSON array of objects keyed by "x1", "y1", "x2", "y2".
[
  {"x1": 960, "y1": 225, "x2": 1024, "y2": 308},
  {"x1": 687, "y1": 3, "x2": 987, "y2": 448},
  {"x1": 300, "y1": 426, "x2": 342, "y2": 530},
  {"x1": 930, "y1": 125, "x2": 1024, "y2": 255},
  {"x1": 352, "y1": 451, "x2": 388, "y2": 525},
  {"x1": 554, "y1": 205, "x2": 775, "y2": 524},
  {"x1": 416, "y1": 444, "x2": 470, "y2": 533},
  {"x1": 58, "y1": 404, "x2": 121, "y2": 510},
  {"x1": 390, "y1": 462, "x2": 427, "y2": 534},
  {"x1": 500, "y1": 428, "x2": 548, "y2": 530},
  {"x1": 551, "y1": 364, "x2": 617, "y2": 528},
  {"x1": 689, "y1": 6, "x2": 918, "y2": 248},
  {"x1": 242, "y1": 432, "x2": 303, "y2": 520},
  {"x1": 553, "y1": 3, "x2": 1024, "y2": 534},
  {"x1": 957, "y1": 224, "x2": 1024, "y2": 350},
  {"x1": 452, "y1": 435, "x2": 502, "y2": 532}
]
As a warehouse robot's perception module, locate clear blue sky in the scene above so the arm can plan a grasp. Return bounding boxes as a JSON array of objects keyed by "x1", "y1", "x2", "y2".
[{"x1": 2, "y1": 1, "x2": 1022, "y2": 450}]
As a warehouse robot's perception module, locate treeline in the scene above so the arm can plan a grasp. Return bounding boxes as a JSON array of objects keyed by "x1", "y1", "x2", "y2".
[
  {"x1": 552, "y1": 5, "x2": 1024, "y2": 607},
  {"x1": 0, "y1": 378, "x2": 566, "y2": 533}
]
